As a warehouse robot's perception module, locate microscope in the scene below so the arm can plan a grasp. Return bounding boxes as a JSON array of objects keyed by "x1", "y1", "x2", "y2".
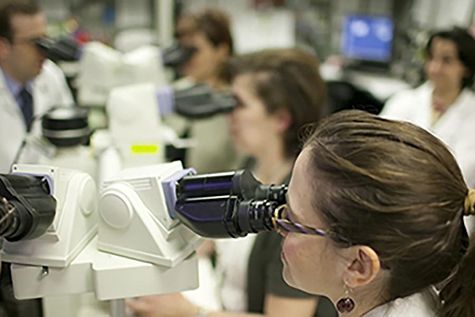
[
  {"x1": 0, "y1": 162, "x2": 286, "y2": 316},
  {"x1": 10, "y1": 37, "x2": 239, "y2": 214},
  {"x1": 95, "y1": 80, "x2": 236, "y2": 186},
  {"x1": 73, "y1": 41, "x2": 236, "y2": 183}
]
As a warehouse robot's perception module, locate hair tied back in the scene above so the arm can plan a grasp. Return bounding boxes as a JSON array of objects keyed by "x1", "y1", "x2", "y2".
[{"x1": 464, "y1": 188, "x2": 475, "y2": 215}]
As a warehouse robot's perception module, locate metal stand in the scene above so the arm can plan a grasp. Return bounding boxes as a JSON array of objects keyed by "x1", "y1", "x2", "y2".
[{"x1": 110, "y1": 299, "x2": 127, "y2": 317}]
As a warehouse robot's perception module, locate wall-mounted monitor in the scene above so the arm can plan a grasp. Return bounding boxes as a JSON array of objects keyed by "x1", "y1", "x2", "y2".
[{"x1": 341, "y1": 14, "x2": 394, "y2": 65}]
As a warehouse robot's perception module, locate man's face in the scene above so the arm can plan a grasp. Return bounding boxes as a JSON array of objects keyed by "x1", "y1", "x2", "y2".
[{"x1": 0, "y1": 12, "x2": 47, "y2": 83}]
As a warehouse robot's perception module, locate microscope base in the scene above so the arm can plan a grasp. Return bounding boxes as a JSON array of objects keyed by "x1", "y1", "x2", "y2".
[{"x1": 10, "y1": 237, "x2": 199, "y2": 301}]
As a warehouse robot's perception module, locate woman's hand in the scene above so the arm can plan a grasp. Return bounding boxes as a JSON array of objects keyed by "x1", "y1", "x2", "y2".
[{"x1": 126, "y1": 293, "x2": 199, "y2": 317}]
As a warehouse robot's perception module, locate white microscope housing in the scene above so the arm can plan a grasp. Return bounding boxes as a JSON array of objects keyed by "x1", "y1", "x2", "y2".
[
  {"x1": 2, "y1": 164, "x2": 98, "y2": 268},
  {"x1": 104, "y1": 83, "x2": 166, "y2": 172},
  {"x1": 99, "y1": 161, "x2": 201, "y2": 266},
  {"x1": 1, "y1": 163, "x2": 200, "y2": 301}
]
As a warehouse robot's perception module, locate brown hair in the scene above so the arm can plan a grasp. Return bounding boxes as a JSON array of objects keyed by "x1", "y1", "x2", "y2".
[
  {"x1": 0, "y1": 1, "x2": 41, "y2": 42},
  {"x1": 304, "y1": 110, "x2": 475, "y2": 316},
  {"x1": 226, "y1": 48, "x2": 327, "y2": 158},
  {"x1": 176, "y1": 7, "x2": 234, "y2": 55}
]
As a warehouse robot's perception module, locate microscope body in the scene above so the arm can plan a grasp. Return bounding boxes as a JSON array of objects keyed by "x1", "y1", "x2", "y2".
[
  {"x1": 104, "y1": 83, "x2": 166, "y2": 173},
  {"x1": 77, "y1": 42, "x2": 167, "y2": 107},
  {"x1": 2, "y1": 164, "x2": 98, "y2": 267},
  {"x1": 99, "y1": 161, "x2": 201, "y2": 266},
  {"x1": 0, "y1": 163, "x2": 199, "y2": 301},
  {"x1": 0, "y1": 161, "x2": 285, "y2": 302}
]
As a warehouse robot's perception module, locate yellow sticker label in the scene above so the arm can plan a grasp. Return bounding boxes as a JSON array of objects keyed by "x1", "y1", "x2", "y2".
[{"x1": 130, "y1": 144, "x2": 160, "y2": 154}]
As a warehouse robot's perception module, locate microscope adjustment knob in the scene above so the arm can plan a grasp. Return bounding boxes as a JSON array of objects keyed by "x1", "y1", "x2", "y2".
[
  {"x1": 99, "y1": 185, "x2": 134, "y2": 229},
  {"x1": 78, "y1": 177, "x2": 97, "y2": 216}
]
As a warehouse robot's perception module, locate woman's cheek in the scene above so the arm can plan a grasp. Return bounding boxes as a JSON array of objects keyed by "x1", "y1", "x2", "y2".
[{"x1": 282, "y1": 235, "x2": 303, "y2": 263}]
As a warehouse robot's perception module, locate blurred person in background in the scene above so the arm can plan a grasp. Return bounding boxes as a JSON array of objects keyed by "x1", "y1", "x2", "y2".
[
  {"x1": 165, "y1": 7, "x2": 239, "y2": 173},
  {"x1": 381, "y1": 27, "x2": 475, "y2": 235},
  {"x1": 381, "y1": 27, "x2": 475, "y2": 189},
  {"x1": 0, "y1": 1, "x2": 73, "y2": 317},
  {"x1": 127, "y1": 48, "x2": 337, "y2": 317},
  {"x1": 174, "y1": 7, "x2": 232, "y2": 90},
  {"x1": 0, "y1": 0, "x2": 73, "y2": 174}
]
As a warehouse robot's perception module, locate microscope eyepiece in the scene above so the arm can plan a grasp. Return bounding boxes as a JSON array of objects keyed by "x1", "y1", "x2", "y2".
[
  {"x1": 174, "y1": 170, "x2": 287, "y2": 238},
  {"x1": 162, "y1": 43, "x2": 197, "y2": 69},
  {"x1": 34, "y1": 36, "x2": 81, "y2": 62},
  {"x1": 0, "y1": 174, "x2": 56, "y2": 241}
]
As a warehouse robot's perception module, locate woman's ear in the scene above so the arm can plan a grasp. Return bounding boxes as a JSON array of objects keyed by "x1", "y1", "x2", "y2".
[
  {"x1": 216, "y1": 43, "x2": 230, "y2": 61},
  {"x1": 342, "y1": 246, "x2": 381, "y2": 289},
  {"x1": 274, "y1": 109, "x2": 292, "y2": 133}
]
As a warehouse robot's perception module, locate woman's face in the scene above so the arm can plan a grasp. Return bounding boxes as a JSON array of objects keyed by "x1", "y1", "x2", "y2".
[
  {"x1": 181, "y1": 32, "x2": 228, "y2": 84},
  {"x1": 281, "y1": 148, "x2": 345, "y2": 297},
  {"x1": 425, "y1": 37, "x2": 467, "y2": 90},
  {"x1": 228, "y1": 74, "x2": 283, "y2": 156}
]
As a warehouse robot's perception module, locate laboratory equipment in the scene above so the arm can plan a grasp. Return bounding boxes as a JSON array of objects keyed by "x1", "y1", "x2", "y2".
[
  {"x1": 35, "y1": 36, "x2": 82, "y2": 63},
  {"x1": 341, "y1": 14, "x2": 394, "y2": 68},
  {"x1": 1, "y1": 164, "x2": 98, "y2": 267},
  {"x1": 104, "y1": 83, "x2": 165, "y2": 172},
  {"x1": 0, "y1": 171, "x2": 56, "y2": 241},
  {"x1": 77, "y1": 42, "x2": 168, "y2": 107},
  {"x1": 41, "y1": 107, "x2": 90, "y2": 147},
  {"x1": 40, "y1": 107, "x2": 97, "y2": 180},
  {"x1": 98, "y1": 161, "x2": 201, "y2": 266},
  {"x1": 171, "y1": 84, "x2": 237, "y2": 119},
  {"x1": 98, "y1": 82, "x2": 237, "y2": 182},
  {"x1": 0, "y1": 163, "x2": 199, "y2": 303},
  {"x1": 76, "y1": 41, "x2": 235, "y2": 115},
  {"x1": 0, "y1": 161, "x2": 286, "y2": 316},
  {"x1": 12, "y1": 106, "x2": 98, "y2": 182},
  {"x1": 174, "y1": 169, "x2": 287, "y2": 238},
  {"x1": 161, "y1": 43, "x2": 197, "y2": 69}
]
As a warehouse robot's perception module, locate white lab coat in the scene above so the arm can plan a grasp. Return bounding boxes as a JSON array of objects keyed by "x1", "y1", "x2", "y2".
[
  {"x1": 363, "y1": 288, "x2": 439, "y2": 317},
  {"x1": 381, "y1": 82, "x2": 475, "y2": 188},
  {"x1": 0, "y1": 60, "x2": 73, "y2": 173},
  {"x1": 381, "y1": 82, "x2": 475, "y2": 234}
]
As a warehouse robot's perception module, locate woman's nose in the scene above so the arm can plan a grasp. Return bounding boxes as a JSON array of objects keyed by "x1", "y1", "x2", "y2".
[{"x1": 427, "y1": 59, "x2": 443, "y2": 74}]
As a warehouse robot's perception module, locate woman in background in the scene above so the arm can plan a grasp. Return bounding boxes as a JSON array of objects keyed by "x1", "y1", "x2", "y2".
[
  {"x1": 174, "y1": 8, "x2": 232, "y2": 89},
  {"x1": 381, "y1": 27, "x2": 475, "y2": 189},
  {"x1": 165, "y1": 7, "x2": 239, "y2": 173},
  {"x1": 127, "y1": 48, "x2": 336, "y2": 317}
]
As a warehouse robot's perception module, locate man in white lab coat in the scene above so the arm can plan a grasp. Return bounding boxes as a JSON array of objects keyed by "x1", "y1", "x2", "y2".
[
  {"x1": 0, "y1": 1, "x2": 73, "y2": 174},
  {"x1": 381, "y1": 27, "x2": 475, "y2": 234},
  {"x1": 0, "y1": 2, "x2": 73, "y2": 317}
]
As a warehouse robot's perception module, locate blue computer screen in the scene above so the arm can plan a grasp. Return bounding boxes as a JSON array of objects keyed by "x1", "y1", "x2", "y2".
[{"x1": 341, "y1": 14, "x2": 394, "y2": 62}]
